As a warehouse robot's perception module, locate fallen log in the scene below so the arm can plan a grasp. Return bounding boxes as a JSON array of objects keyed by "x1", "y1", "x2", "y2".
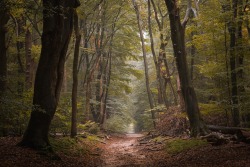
[
  {"x1": 201, "y1": 132, "x2": 230, "y2": 146},
  {"x1": 207, "y1": 125, "x2": 250, "y2": 143}
]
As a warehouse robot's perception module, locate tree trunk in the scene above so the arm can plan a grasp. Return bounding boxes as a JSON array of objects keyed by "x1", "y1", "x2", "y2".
[
  {"x1": 25, "y1": 29, "x2": 34, "y2": 89},
  {"x1": 19, "y1": 0, "x2": 80, "y2": 150},
  {"x1": 147, "y1": 0, "x2": 168, "y2": 107},
  {"x1": 71, "y1": 10, "x2": 81, "y2": 138},
  {"x1": 227, "y1": 0, "x2": 240, "y2": 126},
  {"x1": 102, "y1": 53, "x2": 112, "y2": 123},
  {"x1": 164, "y1": 0, "x2": 207, "y2": 136},
  {"x1": 133, "y1": 0, "x2": 156, "y2": 128},
  {"x1": 177, "y1": 74, "x2": 185, "y2": 111},
  {"x1": 0, "y1": 2, "x2": 9, "y2": 96}
]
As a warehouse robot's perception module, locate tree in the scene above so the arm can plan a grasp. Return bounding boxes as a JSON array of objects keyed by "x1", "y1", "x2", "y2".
[
  {"x1": 19, "y1": 0, "x2": 80, "y2": 149},
  {"x1": 0, "y1": 0, "x2": 9, "y2": 96},
  {"x1": 71, "y1": 10, "x2": 81, "y2": 138},
  {"x1": 164, "y1": 0, "x2": 208, "y2": 136},
  {"x1": 227, "y1": 0, "x2": 240, "y2": 126},
  {"x1": 133, "y1": 0, "x2": 156, "y2": 128},
  {"x1": 147, "y1": 0, "x2": 168, "y2": 106}
]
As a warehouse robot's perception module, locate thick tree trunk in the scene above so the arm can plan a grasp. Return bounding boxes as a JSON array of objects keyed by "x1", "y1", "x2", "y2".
[
  {"x1": 71, "y1": 11, "x2": 81, "y2": 138},
  {"x1": 133, "y1": 0, "x2": 156, "y2": 128},
  {"x1": 19, "y1": 0, "x2": 80, "y2": 150},
  {"x1": 164, "y1": 0, "x2": 207, "y2": 136}
]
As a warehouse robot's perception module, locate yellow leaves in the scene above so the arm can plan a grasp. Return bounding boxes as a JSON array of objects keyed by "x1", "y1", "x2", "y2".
[
  {"x1": 199, "y1": 103, "x2": 224, "y2": 116},
  {"x1": 31, "y1": 45, "x2": 41, "y2": 62},
  {"x1": 196, "y1": 61, "x2": 224, "y2": 79}
]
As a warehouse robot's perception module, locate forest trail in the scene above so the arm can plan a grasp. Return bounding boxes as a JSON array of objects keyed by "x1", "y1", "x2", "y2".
[
  {"x1": 1, "y1": 136, "x2": 250, "y2": 167},
  {"x1": 100, "y1": 133, "x2": 147, "y2": 167},
  {"x1": 97, "y1": 134, "x2": 166, "y2": 167}
]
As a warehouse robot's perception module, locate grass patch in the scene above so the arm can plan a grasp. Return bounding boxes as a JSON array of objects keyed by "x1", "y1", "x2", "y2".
[
  {"x1": 50, "y1": 137, "x2": 90, "y2": 156},
  {"x1": 165, "y1": 138, "x2": 208, "y2": 155}
]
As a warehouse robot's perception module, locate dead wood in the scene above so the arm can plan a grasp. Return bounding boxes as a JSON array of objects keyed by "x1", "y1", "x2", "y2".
[{"x1": 206, "y1": 125, "x2": 250, "y2": 144}]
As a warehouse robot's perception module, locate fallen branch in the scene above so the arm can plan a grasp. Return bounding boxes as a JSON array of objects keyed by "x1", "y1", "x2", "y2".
[
  {"x1": 207, "y1": 125, "x2": 250, "y2": 143},
  {"x1": 201, "y1": 132, "x2": 230, "y2": 146}
]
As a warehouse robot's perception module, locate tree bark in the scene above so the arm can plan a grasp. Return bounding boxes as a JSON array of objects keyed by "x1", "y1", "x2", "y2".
[
  {"x1": 148, "y1": 0, "x2": 168, "y2": 107},
  {"x1": 133, "y1": 0, "x2": 156, "y2": 128},
  {"x1": 71, "y1": 10, "x2": 81, "y2": 138},
  {"x1": 227, "y1": 0, "x2": 240, "y2": 126},
  {"x1": 0, "y1": 1, "x2": 9, "y2": 96},
  {"x1": 25, "y1": 29, "x2": 34, "y2": 89},
  {"x1": 164, "y1": 0, "x2": 207, "y2": 136},
  {"x1": 19, "y1": 0, "x2": 80, "y2": 150}
]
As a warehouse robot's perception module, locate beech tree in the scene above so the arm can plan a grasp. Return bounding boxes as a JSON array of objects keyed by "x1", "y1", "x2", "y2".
[
  {"x1": 164, "y1": 0, "x2": 208, "y2": 136},
  {"x1": 133, "y1": 0, "x2": 156, "y2": 128},
  {"x1": 19, "y1": 0, "x2": 80, "y2": 149}
]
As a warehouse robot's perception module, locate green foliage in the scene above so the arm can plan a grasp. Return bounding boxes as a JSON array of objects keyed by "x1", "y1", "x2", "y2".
[
  {"x1": 165, "y1": 138, "x2": 208, "y2": 155},
  {"x1": 50, "y1": 97, "x2": 71, "y2": 136},
  {"x1": 105, "y1": 114, "x2": 133, "y2": 133},
  {"x1": 199, "y1": 103, "x2": 225, "y2": 116},
  {"x1": 78, "y1": 121, "x2": 100, "y2": 135},
  {"x1": 0, "y1": 90, "x2": 32, "y2": 136}
]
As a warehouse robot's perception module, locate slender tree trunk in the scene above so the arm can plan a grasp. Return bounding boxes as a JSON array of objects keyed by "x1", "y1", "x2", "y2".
[
  {"x1": 147, "y1": 0, "x2": 168, "y2": 107},
  {"x1": 164, "y1": 0, "x2": 207, "y2": 136},
  {"x1": 0, "y1": 2, "x2": 9, "y2": 96},
  {"x1": 25, "y1": 29, "x2": 34, "y2": 89},
  {"x1": 99, "y1": 56, "x2": 108, "y2": 125},
  {"x1": 102, "y1": 53, "x2": 112, "y2": 123},
  {"x1": 161, "y1": 43, "x2": 178, "y2": 105},
  {"x1": 224, "y1": 23, "x2": 231, "y2": 126},
  {"x1": 86, "y1": 81, "x2": 92, "y2": 121},
  {"x1": 15, "y1": 17, "x2": 26, "y2": 95},
  {"x1": 86, "y1": 56, "x2": 101, "y2": 122},
  {"x1": 0, "y1": 1, "x2": 9, "y2": 136},
  {"x1": 96, "y1": 57, "x2": 103, "y2": 123},
  {"x1": 71, "y1": 10, "x2": 81, "y2": 138},
  {"x1": 237, "y1": 0, "x2": 247, "y2": 126},
  {"x1": 133, "y1": 0, "x2": 156, "y2": 128},
  {"x1": 150, "y1": 0, "x2": 177, "y2": 105},
  {"x1": 19, "y1": 0, "x2": 80, "y2": 150},
  {"x1": 227, "y1": 0, "x2": 240, "y2": 126}
]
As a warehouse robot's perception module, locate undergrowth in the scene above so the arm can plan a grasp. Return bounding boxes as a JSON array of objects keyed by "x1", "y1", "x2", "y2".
[
  {"x1": 165, "y1": 138, "x2": 208, "y2": 155},
  {"x1": 50, "y1": 137, "x2": 92, "y2": 156}
]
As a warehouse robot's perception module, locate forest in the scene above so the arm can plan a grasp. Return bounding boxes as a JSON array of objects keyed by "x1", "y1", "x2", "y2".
[{"x1": 0, "y1": 0, "x2": 250, "y2": 166}]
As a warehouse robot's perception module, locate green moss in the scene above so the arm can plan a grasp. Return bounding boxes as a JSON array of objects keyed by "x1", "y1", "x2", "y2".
[
  {"x1": 151, "y1": 136, "x2": 166, "y2": 143},
  {"x1": 165, "y1": 138, "x2": 208, "y2": 155},
  {"x1": 50, "y1": 137, "x2": 90, "y2": 156}
]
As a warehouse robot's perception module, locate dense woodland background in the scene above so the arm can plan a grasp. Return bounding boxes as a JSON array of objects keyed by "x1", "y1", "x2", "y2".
[{"x1": 0, "y1": 0, "x2": 250, "y2": 149}]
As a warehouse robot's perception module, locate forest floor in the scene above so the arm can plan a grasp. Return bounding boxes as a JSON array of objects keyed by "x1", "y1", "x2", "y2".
[{"x1": 0, "y1": 134, "x2": 250, "y2": 167}]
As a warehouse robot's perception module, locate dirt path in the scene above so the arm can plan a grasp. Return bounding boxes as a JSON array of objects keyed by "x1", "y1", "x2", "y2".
[{"x1": 100, "y1": 133, "x2": 148, "y2": 167}]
